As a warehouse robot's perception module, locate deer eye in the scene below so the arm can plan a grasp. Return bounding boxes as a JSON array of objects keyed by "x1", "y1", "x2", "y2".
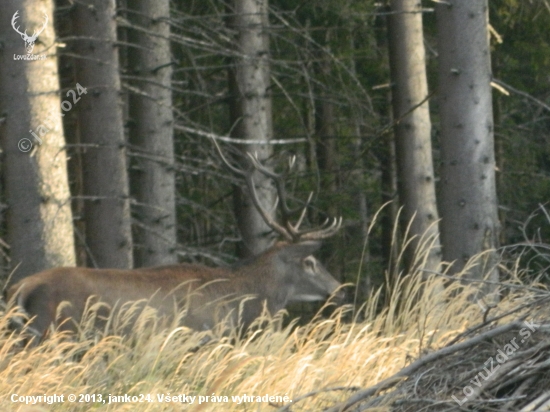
[{"x1": 304, "y1": 256, "x2": 316, "y2": 271}]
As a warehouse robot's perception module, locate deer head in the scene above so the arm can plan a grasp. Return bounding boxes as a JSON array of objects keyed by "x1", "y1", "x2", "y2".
[
  {"x1": 5, "y1": 140, "x2": 344, "y2": 344},
  {"x1": 12, "y1": 11, "x2": 48, "y2": 54}
]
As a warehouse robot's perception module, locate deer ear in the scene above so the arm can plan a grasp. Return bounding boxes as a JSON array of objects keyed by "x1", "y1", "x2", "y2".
[{"x1": 278, "y1": 241, "x2": 322, "y2": 261}]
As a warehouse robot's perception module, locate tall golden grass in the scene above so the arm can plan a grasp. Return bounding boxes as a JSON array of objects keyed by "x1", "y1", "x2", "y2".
[{"x1": 0, "y1": 231, "x2": 541, "y2": 412}]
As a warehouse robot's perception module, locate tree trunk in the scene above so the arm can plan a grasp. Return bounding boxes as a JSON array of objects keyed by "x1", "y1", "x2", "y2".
[
  {"x1": 128, "y1": 0, "x2": 177, "y2": 267},
  {"x1": 380, "y1": 125, "x2": 400, "y2": 276},
  {"x1": 315, "y1": 31, "x2": 339, "y2": 218},
  {"x1": 315, "y1": 97, "x2": 339, "y2": 217},
  {"x1": 227, "y1": 0, "x2": 275, "y2": 258},
  {"x1": 387, "y1": 0, "x2": 441, "y2": 274},
  {"x1": 0, "y1": 0, "x2": 76, "y2": 283},
  {"x1": 436, "y1": 0, "x2": 499, "y2": 296},
  {"x1": 71, "y1": 0, "x2": 133, "y2": 268}
]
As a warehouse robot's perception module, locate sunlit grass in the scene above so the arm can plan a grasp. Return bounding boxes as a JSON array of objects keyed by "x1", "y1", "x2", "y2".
[{"x1": 0, "y1": 239, "x2": 544, "y2": 411}]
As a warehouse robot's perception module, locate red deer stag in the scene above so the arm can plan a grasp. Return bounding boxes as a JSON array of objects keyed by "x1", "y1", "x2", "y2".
[{"x1": 5, "y1": 143, "x2": 343, "y2": 342}]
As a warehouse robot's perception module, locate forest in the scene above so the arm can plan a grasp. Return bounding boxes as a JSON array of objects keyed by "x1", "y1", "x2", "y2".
[{"x1": 1, "y1": 0, "x2": 550, "y2": 411}]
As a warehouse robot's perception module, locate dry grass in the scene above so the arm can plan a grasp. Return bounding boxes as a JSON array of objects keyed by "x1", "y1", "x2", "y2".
[{"x1": 1, "y1": 244, "x2": 547, "y2": 412}]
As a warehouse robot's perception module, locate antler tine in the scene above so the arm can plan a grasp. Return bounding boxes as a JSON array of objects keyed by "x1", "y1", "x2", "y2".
[
  {"x1": 211, "y1": 137, "x2": 247, "y2": 177},
  {"x1": 34, "y1": 13, "x2": 48, "y2": 37},
  {"x1": 300, "y1": 216, "x2": 343, "y2": 240},
  {"x1": 288, "y1": 155, "x2": 296, "y2": 170},
  {"x1": 11, "y1": 11, "x2": 25, "y2": 36},
  {"x1": 245, "y1": 174, "x2": 294, "y2": 242},
  {"x1": 212, "y1": 137, "x2": 294, "y2": 242},
  {"x1": 213, "y1": 137, "x2": 342, "y2": 243},
  {"x1": 247, "y1": 151, "x2": 342, "y2": 241},
  {"x1": 247, "y1": 152, "x2": 308, "y2": 239},
  {"x1": 293, "y1": 191, "x2": 313, "y2": 233},
  {"x1": 246, "y1": 152, "x2": 301, "y2": 217}
]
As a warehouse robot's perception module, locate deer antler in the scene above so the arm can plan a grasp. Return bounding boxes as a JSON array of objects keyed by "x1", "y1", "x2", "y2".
[
  {"x1": 11, "y1": 11, "x2": 47, "y2": 41},
  {"x1": 31, "y1": 14, "x2": 48, "y2": 41},
  {"x1": 212, "y1": 138, "x2": 342, "y2": 242},
  {"x1": 11, "y1": 11, "x2": 26, "y2": 38}
]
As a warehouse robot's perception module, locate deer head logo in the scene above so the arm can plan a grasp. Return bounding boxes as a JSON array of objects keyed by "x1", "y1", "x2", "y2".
[{"x1": 11, "y1": 11, "x2": 48, "y2": 54}]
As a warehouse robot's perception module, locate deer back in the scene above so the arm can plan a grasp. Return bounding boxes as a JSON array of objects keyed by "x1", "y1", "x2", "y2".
[{"x1": 5, "y1": 240, "x2": 342, "y2": 339}]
